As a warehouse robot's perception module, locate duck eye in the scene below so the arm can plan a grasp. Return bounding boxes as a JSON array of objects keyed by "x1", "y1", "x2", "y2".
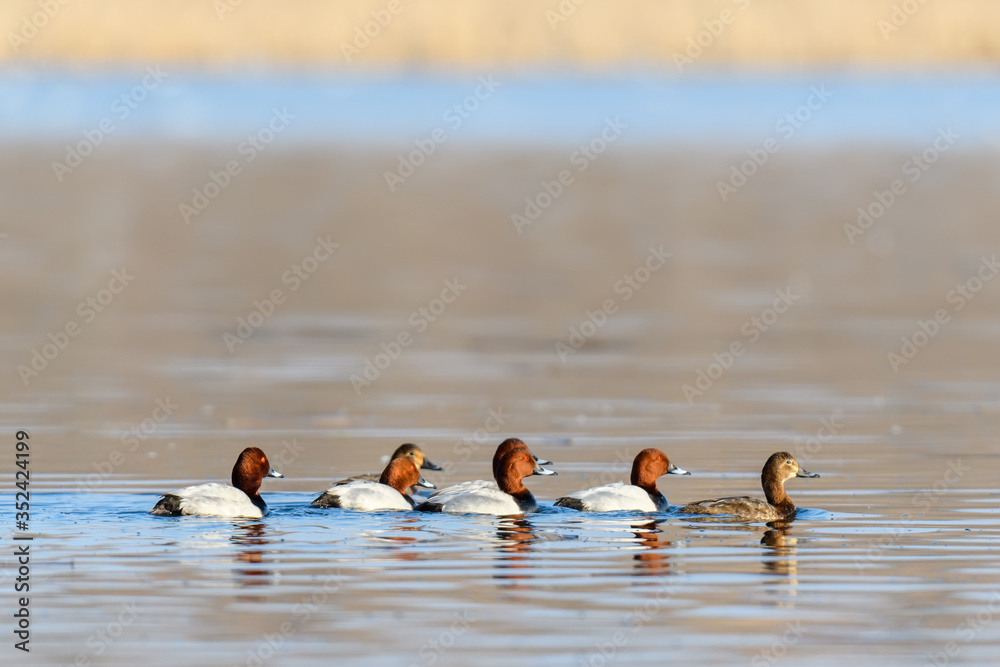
[{"x1": 785, "y1": 460, "x2": 792, "y2": 466}]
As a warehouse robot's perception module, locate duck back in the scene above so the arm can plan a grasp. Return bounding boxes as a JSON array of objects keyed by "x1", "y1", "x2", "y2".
[
  {"x1": 555, "y1": 482, "x2": 665, "y2": 512},
  {"x1": 681, "y1": 496, "x2": 792, "y2": 522},
  {"x1": 152, "y1": 482, "x2": 266, "y2": 518},
  {"x1": 415, "y1": 485, "x2": 535, "y2": 514},
  {"x1": 311, "y1": 480, "x2": 414, "y2": 511}
]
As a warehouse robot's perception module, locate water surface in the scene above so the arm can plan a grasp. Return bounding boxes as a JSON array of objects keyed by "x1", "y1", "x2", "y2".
[{"x1": 2, "y1": 74, "x2": 1000, "y2": 666}]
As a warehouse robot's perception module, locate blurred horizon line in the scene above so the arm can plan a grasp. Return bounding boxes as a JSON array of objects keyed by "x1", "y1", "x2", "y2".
[{"x1": 3, "y1": 73, "x2": 999, "y2": 149}]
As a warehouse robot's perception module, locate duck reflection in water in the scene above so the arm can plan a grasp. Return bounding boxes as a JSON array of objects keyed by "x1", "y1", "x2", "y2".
[
  {"x1": 760, "y1": 520, "x2": 799, "y2": 602},
  {"x1": 231, "y1": 522, "x2": 270, "y2": 591},
  {"x1": 630, "y1": 519, "x2": 671, "y2": 576},
  {"x1": 493, "y1": 517, "x2": 536, "y2": 589},
  {"x1": 373, "y1": 516, "x2": 421, "y2": 562}
]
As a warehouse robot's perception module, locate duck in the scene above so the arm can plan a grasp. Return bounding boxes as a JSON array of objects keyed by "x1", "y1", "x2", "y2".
[
  {"x1": 311, "y1": 458, "x2": 435, "y2": 510},
  {"x1": 332, "y1": 442, "x2": 443, "y2": 486},
  {"x1": 149, "y1": 447, "x2": 284, "y2": 518},
  {"x1": 416, "y1": 443, "x2": 556, "y2": 515},
  {"x1": 414, "y1": 438, "x2": 553, "y2": 499},
  {"x1": 680, "y1": 451, "x2": 819, "y2": 521},
  {"x1": 554, "y1": 448, "x2": 689, "y2": 512}
]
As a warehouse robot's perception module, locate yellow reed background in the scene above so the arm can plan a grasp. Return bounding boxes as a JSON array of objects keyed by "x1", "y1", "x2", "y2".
[{"x1": 2, "y1": 0, "x2": 997, "y2": 67}]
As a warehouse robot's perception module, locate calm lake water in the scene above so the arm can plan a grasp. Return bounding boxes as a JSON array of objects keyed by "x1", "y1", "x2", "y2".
[{"x1": 2, "y1": 73, "x2": 1000, "y2": 666}]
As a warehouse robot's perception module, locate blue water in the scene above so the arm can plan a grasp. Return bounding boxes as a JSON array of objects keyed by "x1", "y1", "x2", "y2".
[
  {"x1": 8, "y1": 487, "x2": 1000, "y2": 667},
  {"x1": 2, "y1": 68, "x2": 999, "y2": 147}
]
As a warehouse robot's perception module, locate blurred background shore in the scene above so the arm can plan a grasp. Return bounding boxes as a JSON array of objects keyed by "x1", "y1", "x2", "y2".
[{"x1": 4, "y1": 0, "x2": 1000, "y2": 68}]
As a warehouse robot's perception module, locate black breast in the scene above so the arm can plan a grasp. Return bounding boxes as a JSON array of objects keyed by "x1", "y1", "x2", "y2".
[
  {"x1": 310, "y1": 492, "x2": 343, "y2": 508},
  {"x1": 515, "y1": 492, "x2": 537, "y2": 513},
  {"x1": 414, "y1": 501, "x2": 444, "y2": 512},
  {"x1": 251, "y1": 495, "x2": 267, "y2": 513},
  {"x1": 554, "y1": 496, "x2": 585, "y2": 510},
  {"x1": 149, "y1": 494, "x2": 183, "y2": 516}
]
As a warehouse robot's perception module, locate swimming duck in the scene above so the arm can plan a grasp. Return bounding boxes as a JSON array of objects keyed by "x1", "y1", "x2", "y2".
[
  {"x1": 413, "y1": 438, "x2": 553, "y2": 500},
  {"x1": 150, "y1": 446, "x2": 284, "y2": 518},
  {"x1": 311, "y1": 458, "x2": 435, "y2": 510},
  {"x1": 555, "y1": 448, "x2": 689, "y2": 512},
  {"x1": 681, "y1": 451, "x2": 819, "y2": 521},
  {"x1": 333, "y1": 443, "x2": 443, "y2": 486},
  {"x1": 416, "y1": 444, "x2": 556, "y2": 515}
]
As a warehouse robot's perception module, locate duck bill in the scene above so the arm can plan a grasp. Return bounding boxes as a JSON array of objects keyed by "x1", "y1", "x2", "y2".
[
  {"x1": 532, "y1": 462, "x2": 557, "y2": 476},
  {"x1": 267, "y1": 469, "x2": 284, "y2": 478},
  {"x1": 796, "y1": 467, "x2": 819, "y2": 478},
  {"x1": 532, "y1": 453, "x2": 553, "y2": 466},
  {"x1": 420, "y1": 458, "x2": 444, "y2": 471},
  {"x1": 666, "y1": 462, "x2": 690, "y2": 476},
  {"x1": 416, "y1": 476, "x2": 437, "y2": 489}
]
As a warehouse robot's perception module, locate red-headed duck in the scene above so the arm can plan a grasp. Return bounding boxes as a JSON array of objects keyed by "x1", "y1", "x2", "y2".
[
  {"x1": 681, "y1": 451, "x2": 819, "y2": 521},
  {"x1": 555, "y1": 448, "x2": 689, "y2": 512},
  {"x1": 333, "y1": 442, "x2": 443, "y2": 486},
  {"x1": 416, "y1": 442, "x2": 556, "y2": 515},
  {"x1": 150, "y1": 447, "x2": 284, "y2": 518},
  {"x1": 414, "y1": 438, "x2": 554, "y2": 500},
  {"x1": 491, "y1": 437, "x2": 552, "y2": 479},
  {"x1": 311, "y1": 458, "x2": 435, "y2": 511}
]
